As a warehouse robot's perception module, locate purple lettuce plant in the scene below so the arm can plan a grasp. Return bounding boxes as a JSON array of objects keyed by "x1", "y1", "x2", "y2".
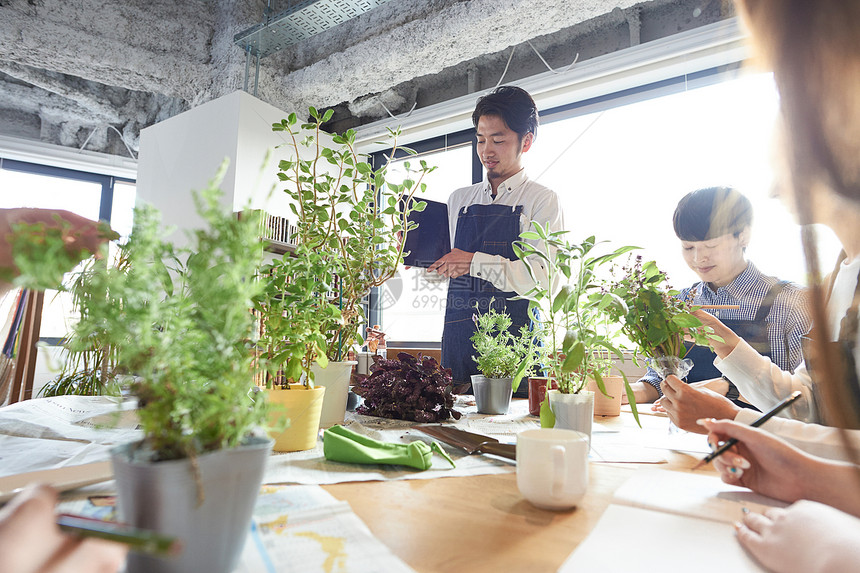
[{"x1": 352, "y1": 352, "x2": 462, "y2": 422}]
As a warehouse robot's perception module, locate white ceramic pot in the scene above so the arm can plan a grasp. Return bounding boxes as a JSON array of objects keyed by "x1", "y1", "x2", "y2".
[
  {"x1": 548, "y1": 389, "x2": 594, "y2": 443},
  {"x1": 311, "y1": 360, "x2": 357, "y2": 428}
]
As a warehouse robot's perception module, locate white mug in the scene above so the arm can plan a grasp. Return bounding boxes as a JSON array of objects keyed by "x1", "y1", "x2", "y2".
[{"x1": 516, "y1": 428, "x2": 588, "y2": 510}]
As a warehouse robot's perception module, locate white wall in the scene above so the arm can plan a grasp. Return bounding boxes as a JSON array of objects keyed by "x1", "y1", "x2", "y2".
[{"x1": 136, "y1": 90, "x2": 297, "y2": 247}]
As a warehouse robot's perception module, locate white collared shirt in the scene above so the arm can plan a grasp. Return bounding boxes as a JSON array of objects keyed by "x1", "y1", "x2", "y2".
[
  {"x1": 721, "y1": 255, "x2": 860, "y2": 460},
  {"x1": 446, "y1": 169, "x2": 564, "y2": 295}
]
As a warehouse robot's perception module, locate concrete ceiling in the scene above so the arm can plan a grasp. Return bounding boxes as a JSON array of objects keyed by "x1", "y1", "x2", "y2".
[{"x1": 0, "y1": 0, "x2": 733, "y2": 160}]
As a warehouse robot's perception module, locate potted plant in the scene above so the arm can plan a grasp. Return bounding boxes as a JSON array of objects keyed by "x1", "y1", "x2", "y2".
[
  {"x1": 351, "y1": 352, "x2": 461, "y2": 422},
  {"x1": 69, "y1": 164, "x2": 272, "y2": 573},
  {"x1": 514, "y1": 225, "x2": 641, "y2": 437},
  {"x1": 604, "y1": 255, "x2": 714, "y2": 382},
  {"x1": 268, "y1": 107, "x2": 434, "y2": 424},
  {"x1": 38, "y1": 256, "x2": 127, "y2": 397},
  {"x1": 254, "y1": 242, "x2": 341, "y2": 448},
  {"x1": 469, "y1": 302, "x2": 544, "y2": 414}
]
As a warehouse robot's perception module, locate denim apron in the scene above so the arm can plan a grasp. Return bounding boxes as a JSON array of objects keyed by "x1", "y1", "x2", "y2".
[
  {"x1": 441, "y1": 203, "x2": 532, "y2": 395},
  {"x1": 683, "y1": 281, "x2": 787, "y2": 410}
]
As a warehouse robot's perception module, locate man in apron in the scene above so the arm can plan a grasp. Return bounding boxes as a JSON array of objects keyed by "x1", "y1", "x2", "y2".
[
  {"x1": 427, "y1": 86, "x2": 564, "y2": 397},
  {"x1": 628, "y1": 187, "x2": 811, "y2": 407}
]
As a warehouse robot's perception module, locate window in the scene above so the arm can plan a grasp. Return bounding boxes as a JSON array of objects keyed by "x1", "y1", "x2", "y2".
[
  {"x1": 376, "y1": 70, "x2": 841, "y2": 344},
  {"x1": 0, "y1": 160, "x2": 136, "y2": 341},
  {"x1": 376, "y1": 142, "x2": 473, "y2": 344},
  {"x1": 526, "y1": 71, "x2": 840, "y2": 289}
]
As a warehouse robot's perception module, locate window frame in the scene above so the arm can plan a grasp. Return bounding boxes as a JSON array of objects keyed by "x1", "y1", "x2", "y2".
[{"x1": 0, "y1": 157, "x2": 136, "y2": 344}]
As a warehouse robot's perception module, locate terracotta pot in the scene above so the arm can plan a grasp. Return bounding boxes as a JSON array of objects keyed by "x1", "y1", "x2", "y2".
[
  {"x1": 528, "y1": 377, "x2": 558, "y2": 416},
  {"x1": 266, "y1": 384, "x2": 325, "y2": 452},
  {"x1": 587, "y1": 375, "x2": 624, "y2": 417}
]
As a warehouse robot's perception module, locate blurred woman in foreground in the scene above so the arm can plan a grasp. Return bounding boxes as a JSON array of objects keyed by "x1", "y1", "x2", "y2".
[{"x1": 687, "y1": 1, "x2": 860, "y2": 571}]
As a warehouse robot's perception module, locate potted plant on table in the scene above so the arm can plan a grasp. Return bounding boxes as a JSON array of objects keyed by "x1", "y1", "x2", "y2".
[
  {"x1": 266, "y1": 108, "x2": 434, "y2": 426},
  {"x1": 351, "y1": 352, "x2": 461, "y2": 422},
  {"x1": 513, "y1": 225, "x2": 641, "y2": 437},
  {"x1": 469, "y1": 302, "x2": 544, "y2": 414},
  {"x1": 70, "y1": 164, "x2": 271, "y2": 573},
  {"x1": 254, "y1": 242, "x2": 340, "y2": 449}
]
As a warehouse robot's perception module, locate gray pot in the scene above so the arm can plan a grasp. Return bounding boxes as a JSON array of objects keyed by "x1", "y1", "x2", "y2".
[
  {"x1": 111, "y1": 436, "x2": 273, "y2": 573},
  {"x1": 472, "y1": 375, "x2": 513, "y2": 414}
]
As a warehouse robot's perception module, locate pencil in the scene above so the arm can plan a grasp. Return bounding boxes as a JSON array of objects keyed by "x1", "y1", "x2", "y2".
[
  {"x1": 57, "y1": 513, "x2": 182, "y2": 556},
  {"x1": 692, "y1": 390, "x2": 803, "y2": 470},
  {"x1": 698, "y1": 305, "x2": 741, "y2": 309}
]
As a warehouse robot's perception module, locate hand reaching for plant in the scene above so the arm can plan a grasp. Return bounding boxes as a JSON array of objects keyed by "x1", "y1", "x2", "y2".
[
  {"x1": 656, "y1": 375, "x2": 740, "y2": 433},
  {"x1": 691, "y1": 309, "x2": 741, "y2": 358},
  {"x1": 0, "y1": 208, "x2": 117, "y2": 291}
]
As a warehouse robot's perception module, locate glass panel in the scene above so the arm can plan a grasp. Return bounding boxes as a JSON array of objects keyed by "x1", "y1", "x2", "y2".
[
  {"x1": 0, "y1": 171, "x2": 101, "y2": 219},
  {"x1": 110, "y1": 181, "x2": 137, "y2": 240},
  {"x1": 0, "y1": 170, "x2": 104, "y2": 340},
  {"x1": 382, "y1": 144, "x2": 472, "y2": 343},
  {"x1": 524, "y1": 72, "x2": 841, "y2": 288}
]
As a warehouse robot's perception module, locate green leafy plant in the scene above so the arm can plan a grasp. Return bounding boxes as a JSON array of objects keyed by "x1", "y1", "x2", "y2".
[
  {"x1": 255, "y1": 242, "x2": 343, "y2": 387},
  {"x1": 271, "y1": 108, "x2": 435, "y2": 362},
  {"x1": 352, "y1": 352, "x2": 461, "y2": 422},
  {"x1": 39, "y1": 254, "x2": 130, "y2": 398},
  {"x1": 513, "y1": 225, "x2": 640, "y2": 418},
  {"x1": 469, "y1": 302, "x2": 545, "y2": 392},
  {"x1": 605, "y1": 255, "x2": 713, "y2": 365},
  {"x1": 69, "y1": 162, "x2": 267, "y2": 462}
]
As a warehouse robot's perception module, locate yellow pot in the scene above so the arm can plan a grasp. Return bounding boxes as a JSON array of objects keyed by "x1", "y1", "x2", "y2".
[{"x1": 265, "y1": 384, "x2": 325, "y2": 452}]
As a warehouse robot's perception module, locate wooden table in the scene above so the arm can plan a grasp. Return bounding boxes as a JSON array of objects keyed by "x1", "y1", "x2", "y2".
[{"x1": 324, "y1": 411, "x2": 713, "y2": 573}]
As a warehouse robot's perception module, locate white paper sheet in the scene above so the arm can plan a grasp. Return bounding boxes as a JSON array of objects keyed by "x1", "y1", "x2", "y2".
[
  {"x1": 558, "y1": 504, "x2": 766, "y2": 573},
  {"x1": 0, "y1": 396, "x2": 141, "y2": 478},
  {"x1": 611, "y1": 468, "x2": 788, "y2": 524},
  {"x1": 558, "y1": 469, "x2": 786, "y2": 572}
]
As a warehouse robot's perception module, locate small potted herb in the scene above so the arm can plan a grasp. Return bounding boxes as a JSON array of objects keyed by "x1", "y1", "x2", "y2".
[
  {"x1": 70, "y1": 164, "x2": 271, "y2": 573},
  {"x1": 514, "y1": 225, "x2": 641, "y2": 436},
  {"x1": 351, "y1": 352, "x2": 461, "y2": 422},
  {"x1": 469, "y1": 302, "x2": 544, "y2": 414}
]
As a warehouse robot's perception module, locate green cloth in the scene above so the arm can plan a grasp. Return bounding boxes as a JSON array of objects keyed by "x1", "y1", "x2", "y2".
[{"x1": 323, "y1": 425, "x2": 456, "y2": 470}]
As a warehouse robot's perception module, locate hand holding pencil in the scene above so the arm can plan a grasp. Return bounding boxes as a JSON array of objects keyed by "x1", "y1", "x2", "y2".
[
  {"x1": 694, "y1": 391, "x2": 802, "y2": 470},
  {"x1": 694, "y1": 401, "x2": 819, "y2": 503},
  {"x1": 0, "y1": 484, "x2": 128, "y2": 573}
]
